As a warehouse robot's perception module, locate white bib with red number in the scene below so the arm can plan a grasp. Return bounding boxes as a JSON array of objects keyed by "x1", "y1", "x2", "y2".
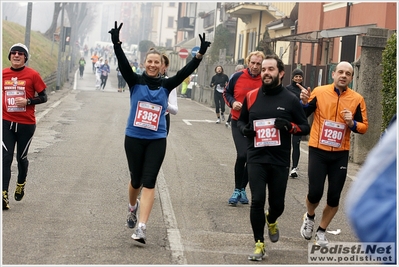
[
  {"x1": 5, "y1": 89, "x2": 26, "y2": 112},
  {"x1": 133, "y1": 101, "x2": 162, "y2": 131},
  {"x1": 253, "y1": 118, "x2": 281, "y2": 147},
  {"x1": 319, "y1": 120, "x2": 346, "y2": 148}
]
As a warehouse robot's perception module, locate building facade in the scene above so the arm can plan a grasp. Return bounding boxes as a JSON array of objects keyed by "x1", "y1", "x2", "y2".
[
  {"x1": 294, "y1": 2, "x2": 397, "y2": 65},
  {"x1": 151, "y1": 2, "x2": 178, "y2": 49},
  {"x1": 226, "y1": 2, "x2": 295, "y2": 64}
]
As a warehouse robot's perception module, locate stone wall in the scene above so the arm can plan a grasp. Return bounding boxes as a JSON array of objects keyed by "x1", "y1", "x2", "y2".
[{"x1": 351, "y1": 28, "x2": 389, "y2": 163}]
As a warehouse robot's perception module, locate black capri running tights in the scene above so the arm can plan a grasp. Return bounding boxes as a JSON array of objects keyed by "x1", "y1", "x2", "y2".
[
  {"x1": 248, "y1": 163, "x2": 289, "y2": 242},
  {"x1": 231, "y1": 119, "x2": 249, "y2": 189},
  {"x1": 307, "y1": 147, "x2": 349, "y2": 207},
  {"x1": 124, "y1": 135, "x2": 167, "y2": 189}
]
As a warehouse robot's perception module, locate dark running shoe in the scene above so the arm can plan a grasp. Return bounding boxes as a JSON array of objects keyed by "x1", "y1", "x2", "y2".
[
  {"x1": 14, "y1": 182, "x2": 26, "y2": 201},
  {"x1": 127, "y1": 199, "x2": 140, "y2": 228},
  {"x1": 3, "y1": 191, "x2": 10, "y2": 210}
]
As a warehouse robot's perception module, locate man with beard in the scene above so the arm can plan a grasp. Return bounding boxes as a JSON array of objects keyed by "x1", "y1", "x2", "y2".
[{"x1": 237, "y1": 55, "x2": 310, "y2": 261}]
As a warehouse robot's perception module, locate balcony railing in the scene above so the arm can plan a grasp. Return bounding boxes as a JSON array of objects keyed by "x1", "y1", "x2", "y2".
[
  {"x1": 203, "y1": 11, "x2": 215, "y2": 30},
  {"x1": 177, "y1": 17, "x2": 195, "y2": 32},
  {"x1": 224, "y1": 2, "x2": 270, "y2": 11}
]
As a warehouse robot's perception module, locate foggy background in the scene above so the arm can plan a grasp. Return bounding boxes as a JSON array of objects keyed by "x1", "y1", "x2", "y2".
[
  {"x1": 3, "y1": 2, "x2": 54, "y2": 33},
  {"x1": 2, "y1": 2, "x2": 103, "y2": 49}
]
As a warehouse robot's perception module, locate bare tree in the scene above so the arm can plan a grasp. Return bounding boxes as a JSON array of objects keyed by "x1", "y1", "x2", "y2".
[
  {"x1": 43, "y1": 2, "x2": 95, "y2": 43},
  {"x1": 44, "y1": 2, "x2": 62, "y2": 40}
]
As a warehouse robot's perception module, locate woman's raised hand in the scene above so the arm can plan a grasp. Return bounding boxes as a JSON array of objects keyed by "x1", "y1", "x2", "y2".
[
  {"x1": 108, "y1": 21, "x2": 123, "y2": 45},
  {"x1": 198, "y1": 33, "x2": 211, "y2": 55}
]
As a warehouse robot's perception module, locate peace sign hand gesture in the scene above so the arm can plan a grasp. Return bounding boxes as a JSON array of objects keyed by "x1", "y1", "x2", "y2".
[
  {"x1": 108, "y1": 21, "x2": 123, "y2": 45},
  {"x1": 198, "y1": 33, "x2": 211, "y2": 55}
]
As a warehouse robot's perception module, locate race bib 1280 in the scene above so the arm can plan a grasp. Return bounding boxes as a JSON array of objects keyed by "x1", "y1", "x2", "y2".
[{"x1": 319, "y1": 120, "x2": 346, "y2": 148}]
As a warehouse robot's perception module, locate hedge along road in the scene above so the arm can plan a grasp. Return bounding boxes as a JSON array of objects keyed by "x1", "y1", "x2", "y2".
[{"x1": 2, "y1": 63, "x2": 362, "y2": 265}]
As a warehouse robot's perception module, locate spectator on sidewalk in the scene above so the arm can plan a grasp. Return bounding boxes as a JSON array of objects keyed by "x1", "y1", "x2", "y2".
[
  {"x1": 286, "y1": 68, "x2": 305, "y2": 178},
  {"x1": 180, "y1": 76, "x2": 190, "y2": 98}
]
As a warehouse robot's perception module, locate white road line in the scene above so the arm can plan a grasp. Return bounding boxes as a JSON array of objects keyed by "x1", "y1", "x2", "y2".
[
  {"x1": 182, "y1": 119, "x2": 215, "y2": 125},
  {"x1": 36, "y1": 100, "x2": 62, "y2": 123},
  {"x1": 157, "y1": 168, "x2": 187, "y2": 265},
  {"x1": 73, "y1": 69, "x2": 78, "y2": 90}
]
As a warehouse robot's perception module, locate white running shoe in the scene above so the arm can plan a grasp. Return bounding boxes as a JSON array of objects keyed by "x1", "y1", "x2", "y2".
[
  {"x1": 315, "y1": 230, "x2": 329, "y2": 247},
  {"x1": 300, "y1": 213, "x2": 315, "y2": 240},
  {"x1": 216, "y1": 118, "x2": 221, "y2": 124},
  {"x1": 132, "y1": 226, "x2": 146, "y2": 244},
  {"x1": 290, "y1": 168, "x2": 298, "y2": 178}
]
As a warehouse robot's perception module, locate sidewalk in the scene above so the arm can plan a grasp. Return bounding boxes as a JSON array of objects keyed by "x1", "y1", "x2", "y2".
[{"x1": 36, "y1": 70, "x2": 76, "y2": 113}]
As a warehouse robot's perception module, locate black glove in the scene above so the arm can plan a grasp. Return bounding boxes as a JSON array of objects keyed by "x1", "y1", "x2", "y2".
[
  {"x1": 108, "y1": 21, "x2": 123, "y2": 45},
  {"x1": 274, "y1": 118, "x2": 292, "y2": 132},
  {"x1": 198, "y1": 33, "x2": 211, "y2": 55},
  {"x1": 241, "y1": 123, "x2": 256, "y2": 138}
]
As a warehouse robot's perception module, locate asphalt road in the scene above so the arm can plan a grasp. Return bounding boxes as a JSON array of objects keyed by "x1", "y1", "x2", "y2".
[{"x1": 2, "y1": 62, "x2": 363, "y2": 265}]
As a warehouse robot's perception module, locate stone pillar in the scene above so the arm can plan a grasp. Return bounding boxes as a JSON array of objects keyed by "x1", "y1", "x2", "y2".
[{"x1": 351, "y1": 28, "x2": 389, "y2": 164}]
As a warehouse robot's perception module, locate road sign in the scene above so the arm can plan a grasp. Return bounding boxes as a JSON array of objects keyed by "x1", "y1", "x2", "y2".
[
  {"x1": 191, "y1": 46, "x2": 200, "y2": 57},
  {"x1": 178, "y1": 48, "x2": 189, "y2": 59}
]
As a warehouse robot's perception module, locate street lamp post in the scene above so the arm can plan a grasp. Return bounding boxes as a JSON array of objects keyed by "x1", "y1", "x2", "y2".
[
  {"x1": 56, "y1": 3, "x2": 66, "y2": 91},
  {"x1": 24, "y1": 2, "x2": 33, "y2": 66}
]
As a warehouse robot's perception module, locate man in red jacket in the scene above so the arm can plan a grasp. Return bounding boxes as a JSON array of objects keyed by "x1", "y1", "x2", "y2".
[{"x1": 223, "y1": 51, "x2": 265, "y2": 206}]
